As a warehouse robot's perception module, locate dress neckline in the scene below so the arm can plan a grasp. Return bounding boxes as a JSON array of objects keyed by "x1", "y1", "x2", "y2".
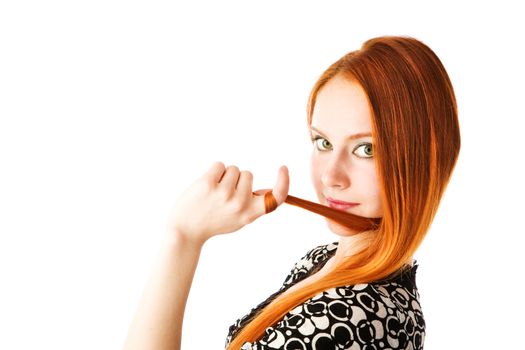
[{"x1": 309, "y1": 241, "x2": 418, "y2": 284}]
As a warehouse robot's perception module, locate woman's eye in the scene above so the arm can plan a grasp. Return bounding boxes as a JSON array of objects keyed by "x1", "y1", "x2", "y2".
[
  {"x1": 311, "y1": 136, "x2": 331, "y2": 151},
  {"x1": 311, "y1": 136, "x2": 374, "y2": 159},
  {"x1": 353, "y1": 143, "x2": 374, "y2": 158}
]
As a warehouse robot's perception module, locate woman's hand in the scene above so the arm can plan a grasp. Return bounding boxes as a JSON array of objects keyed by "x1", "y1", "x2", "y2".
[
  {"x1": 165, "y1": 161, "x2": 289, "y2": 245},
  {"x1": 124, "y1": 162, "x2": 288, "y2": 350}
]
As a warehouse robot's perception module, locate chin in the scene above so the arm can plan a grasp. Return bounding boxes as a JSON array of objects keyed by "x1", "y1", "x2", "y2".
[{"x1": 326, "y1": 219, "x2": 361, "y2": 236}]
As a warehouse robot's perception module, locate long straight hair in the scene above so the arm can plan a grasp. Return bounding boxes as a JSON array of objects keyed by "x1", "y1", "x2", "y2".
[{"x1": 227, "y1": 35, "x2": 461, "y2": 349}]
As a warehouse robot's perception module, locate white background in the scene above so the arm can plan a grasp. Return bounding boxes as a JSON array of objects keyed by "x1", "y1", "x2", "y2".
[{"x1": 1, "y1": 1, "x2": 524, "y2": 349}]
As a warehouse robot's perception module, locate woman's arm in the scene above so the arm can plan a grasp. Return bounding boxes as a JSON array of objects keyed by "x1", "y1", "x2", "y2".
[
  {"x1": 122, "y1": 231, "x2": 202, "y2": 350},
  {"x1": 122, "y1": 161, "x2": 289, "y2": 350}
]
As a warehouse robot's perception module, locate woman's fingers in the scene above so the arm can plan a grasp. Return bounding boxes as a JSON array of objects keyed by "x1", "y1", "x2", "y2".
[
  {"x1": 191, "y1": 162, "x2": 289, "y2": 237},
  {"x1": 272, "y1": 165, "x2": 289, "y2": 205},
  {"x1": 207, "y1": 162, "x2": 243, "y2": 196},
  {"x1": 219, "y1": 165, "x2": 241, "y2": 193},
  {"x1": 251, "y1": 165, "x2": 290, "y2": 216},
  {"x1": 207, "y1": 161, "x2": 226, "y2": 184},
  {"x1": 236, "y1": 170, "x2": 254, "y2": 208}
]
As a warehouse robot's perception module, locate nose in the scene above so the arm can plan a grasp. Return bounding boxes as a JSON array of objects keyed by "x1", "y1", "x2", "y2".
[{"x1": 320, "y1": 152, "x2": 350, "y2": 189}]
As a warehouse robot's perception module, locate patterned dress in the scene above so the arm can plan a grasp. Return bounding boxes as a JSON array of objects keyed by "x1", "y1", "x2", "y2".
[{"x1": 225, "y1": 242, "x2": 425, "y2": 350}]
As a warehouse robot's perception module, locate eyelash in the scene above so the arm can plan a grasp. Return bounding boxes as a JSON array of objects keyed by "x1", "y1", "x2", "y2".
[{"x1": 310, "y1": 136, "x2": 374, "y2": 159}]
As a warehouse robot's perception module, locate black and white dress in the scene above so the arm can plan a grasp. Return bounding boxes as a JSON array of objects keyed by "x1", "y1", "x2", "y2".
[{"x1": 225, "y1": 242, "x2": 425, "y2": 350}]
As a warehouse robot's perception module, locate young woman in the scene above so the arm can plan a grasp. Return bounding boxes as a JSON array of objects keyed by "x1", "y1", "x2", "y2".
[{"x1": 123, "y1": 35, "x2": 461, "y2": 350}]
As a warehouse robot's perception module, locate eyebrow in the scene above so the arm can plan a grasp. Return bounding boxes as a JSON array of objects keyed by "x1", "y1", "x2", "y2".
[{"x1": 309, "y1": 126, "x2": 373, "y2": 140}]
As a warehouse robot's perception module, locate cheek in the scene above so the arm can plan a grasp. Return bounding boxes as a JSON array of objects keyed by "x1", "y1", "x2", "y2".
[
  {"x1": 352, "y1": 163, "x2": 381, "y2": 198},
  {"x1": 368, "y1": 168, "x2": 381, "y2": 192},
  {"x1": 310, "y1": 155, "x2": 323, "y2": 192},
  {"x1": 362, "y1": 166, "x2": 383, "y2": 213},
  {"x1": 363, "y1": 170, "x2": 381, "y2": 197}
]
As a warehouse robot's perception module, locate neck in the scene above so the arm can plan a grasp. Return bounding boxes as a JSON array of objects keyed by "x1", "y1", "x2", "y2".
[{"x1": 323, "y1": 230, "x2": 376, "y2": 272}]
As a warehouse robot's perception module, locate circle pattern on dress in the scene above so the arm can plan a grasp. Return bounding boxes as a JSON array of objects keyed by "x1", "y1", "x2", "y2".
[{"x1": 226, "y1": 242, "x2": 425, "y2": 350}]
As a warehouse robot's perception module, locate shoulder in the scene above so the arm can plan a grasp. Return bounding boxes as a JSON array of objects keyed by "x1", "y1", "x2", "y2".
[
  {"x1": 250, "y1": 265, "x2": 425, "y2": 349},
  {"x1": 224, "y1": 242, "x2": 337, "y2": 348},
  {"x1": 280, "y1": 242, "x2": 338, "y2": 289},
  {"x1": 295, "y1": 241, "x2": 338, "y2": 269}
]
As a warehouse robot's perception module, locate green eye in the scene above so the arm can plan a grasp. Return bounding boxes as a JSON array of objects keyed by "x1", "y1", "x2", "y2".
[
  {"x1": 354, "y1": 143, "x2": 374, "y2": 158},
  {"x1": 311, "y1": 136, "x2": 331, "y2": 151},
  {"x1": 311, "y1": 136, "x2": 374, "y2": 159}
]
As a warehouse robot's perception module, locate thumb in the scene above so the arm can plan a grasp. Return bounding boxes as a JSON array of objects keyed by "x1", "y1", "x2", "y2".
[
  {"x1": 252, "y1": 165, "x2": 289, "y2": 214},
  {"x1": 272, "y1": 165, "x2": 289, "y2": 205}
]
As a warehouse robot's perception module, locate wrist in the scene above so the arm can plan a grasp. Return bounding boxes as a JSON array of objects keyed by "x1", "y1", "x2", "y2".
[{"x1": 163, "y1": 227, "x2": 207, "y2": 250}]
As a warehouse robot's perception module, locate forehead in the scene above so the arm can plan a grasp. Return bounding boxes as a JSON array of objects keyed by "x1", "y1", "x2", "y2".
[{"x1": 311, "y1": 76, "x2": 373, "y2": 135}]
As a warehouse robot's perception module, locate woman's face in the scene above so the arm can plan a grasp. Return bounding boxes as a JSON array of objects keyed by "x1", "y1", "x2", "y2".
[{"x1": 310, "y1": 75, "x2": 383, "y2": 236}]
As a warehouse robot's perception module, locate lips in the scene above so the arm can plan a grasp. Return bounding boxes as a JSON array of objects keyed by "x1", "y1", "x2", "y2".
[{"x1": 326, "y1": 197, "x2": 360, "y2": 210}]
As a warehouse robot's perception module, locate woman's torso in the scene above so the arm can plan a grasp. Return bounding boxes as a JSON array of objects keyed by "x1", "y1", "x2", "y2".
[{"x1": 225, "y1": 242, "x2": 425, "y2": 350}]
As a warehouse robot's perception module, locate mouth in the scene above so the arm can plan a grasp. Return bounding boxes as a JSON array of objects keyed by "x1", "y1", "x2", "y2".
[{"x1": 326, "y1": 197, "x2": 360, "y2": 210}]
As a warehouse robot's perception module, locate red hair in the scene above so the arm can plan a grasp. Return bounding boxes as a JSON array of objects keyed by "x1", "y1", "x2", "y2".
[{"x1": 228, "y1": 35, "x2": 461, "y2": 349}]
